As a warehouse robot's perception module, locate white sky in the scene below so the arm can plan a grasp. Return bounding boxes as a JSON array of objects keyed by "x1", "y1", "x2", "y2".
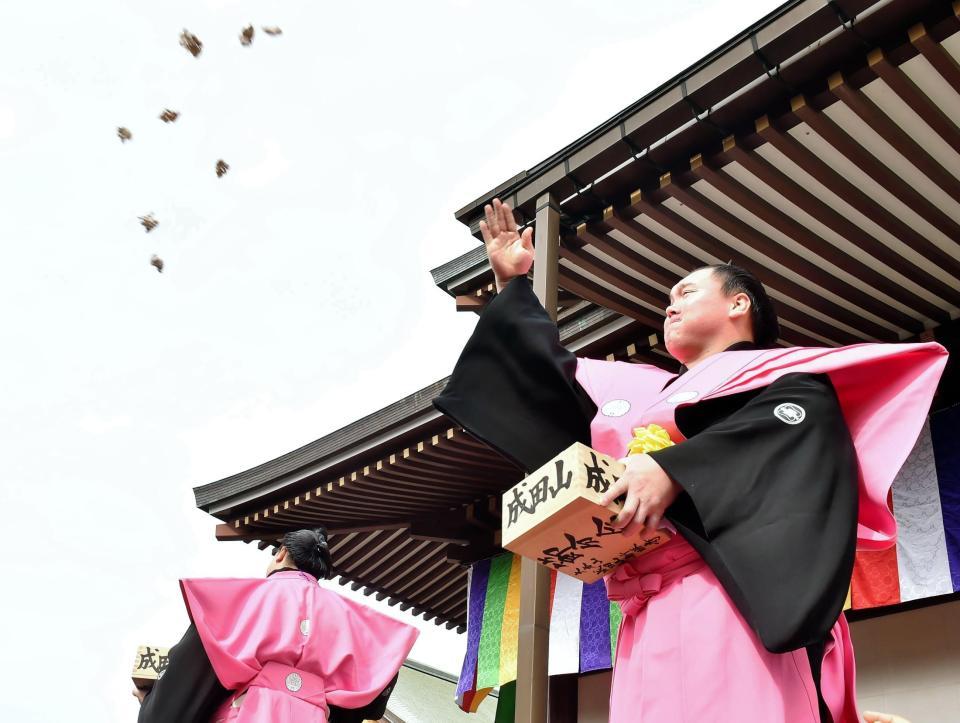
[{"x1": 0, "y1": 1, "x2": 784, "y2": 719}]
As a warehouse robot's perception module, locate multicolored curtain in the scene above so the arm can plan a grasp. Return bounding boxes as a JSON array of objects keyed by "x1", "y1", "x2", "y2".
[
  {"x1": 456, "y1": 404, "x2": 960, "y2": 711},
  {"x1": 849, "y1": 404, "x2": 960, "y2": 609},
  {"x1": 455, "y1": 555, "x2": 621, "y2": 712}
]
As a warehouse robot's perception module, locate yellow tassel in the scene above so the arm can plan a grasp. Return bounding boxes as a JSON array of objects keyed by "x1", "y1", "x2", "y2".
[{"x1": 627, "y1": 423, "x2": 675, "y2": 455}]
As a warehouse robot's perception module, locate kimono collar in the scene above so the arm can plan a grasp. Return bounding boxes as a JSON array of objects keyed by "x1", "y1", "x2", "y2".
[
  {"x1": 672, "y1": 340, "x2": 760, "y2": 378},
  {"x1": 267, "y1": 568, "x2": 319, "y2": 584}
]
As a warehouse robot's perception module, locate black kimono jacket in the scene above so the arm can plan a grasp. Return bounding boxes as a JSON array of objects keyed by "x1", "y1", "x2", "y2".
[{"x1": 433, "y1": 276, "x2": 859, "y2": 718}]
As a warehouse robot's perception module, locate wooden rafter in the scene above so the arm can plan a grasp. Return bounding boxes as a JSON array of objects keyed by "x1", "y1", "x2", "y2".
[
  {"x1": 656, "y1": 174, "x2": 904, "y2": 339},
  {"x1": 716, "y1": 135, "x2": 959, "y2": 315},
  {"x1": 557, "y1": 266, "x2": 663, "y2": 328},
  {"x1": 789, "y1": 94, "x2": 960, "y2": 249},
  {"x1": 867, "y1": 47, "x2": 960, "y2": 157},
  {"x1": 592, "y1": 205, "x2": 844, "y2": 346},
  {"x1": 753, "y1": 115, "x2": 960, "y2": 281},
  {"x1": 827, "y1": 71, "x2": 960, "y2": 207},
  {"x1": 630, "y1": 188, "x2": 865, "y2": 345},
  {"x1": 909, "y1": 22, "x2": 960, "y2": 95},
  {"x1": 684, "y1": 154, "x2": 928, "y2": 330}
]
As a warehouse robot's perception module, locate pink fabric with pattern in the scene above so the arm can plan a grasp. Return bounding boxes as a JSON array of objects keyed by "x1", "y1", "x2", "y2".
[
  {"x1": 575, "y1": 342, "x2": 946, "y2": 723},
  {"x1": 180, "y1": 570, "x2": 419, "y2": 722}
]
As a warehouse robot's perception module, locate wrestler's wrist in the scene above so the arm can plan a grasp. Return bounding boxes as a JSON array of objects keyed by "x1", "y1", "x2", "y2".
[{"x1": 495, "y1": 274, "x2": 516, "y2": 293}]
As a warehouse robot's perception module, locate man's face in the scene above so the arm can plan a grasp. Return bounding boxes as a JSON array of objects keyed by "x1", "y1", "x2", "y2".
[{"x1": 663, "y1": 267, "x2": 744, "y2": 361}]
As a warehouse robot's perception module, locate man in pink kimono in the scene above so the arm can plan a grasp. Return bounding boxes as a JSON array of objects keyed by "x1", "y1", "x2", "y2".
[
  {"x1": 433, "y1": 199, "x2": 947, "y2": 722},
  {"x1": 135, "y1": 528, "x2": 419, "y2": 722}
]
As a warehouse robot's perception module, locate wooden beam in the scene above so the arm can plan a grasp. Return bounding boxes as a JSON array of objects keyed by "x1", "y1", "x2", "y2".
[
  {"x1": 214, "y1": 523, "x2": 271, "y2": 542},
  {"x1": 558, "y1": 245, "x2": 665, "y2": 325},
  {"x1": 455, "y1": 294, "x2": 486, "y2": 312},
  {"x1": 686, "y1": 153, "x2": 925, "y2": 333},
  {"x1": 299, "y1": 491, "x2": 418, "y2": 518},
  {"x1": 371, "y1": 544, "x2": 451, "y2": 591},
  {"x1": 754, "y1": 114, "x2": 960, "y2": 281},
  {"x1": 444, "y1": 539, "x2": 504, "y2": 565},
  {"x1": 602, "y1": 209, "x2": 701, "y2": 273},
  {"x1": 790, "y1": 94, "x2": 960, "y2": 250},
  {"x1": 827, "y1": 71, "x2": 960, "y2": 206},
  {"x1": 327, "y1": 531, "x2": 359, "y2": 555},
  {"x1": 868, "y1": 47, "x2": 960, "y2": 157},
  {"x1": 414, "y1": 569, "x2": 467, "y2": 607},
  {"x1": 331, "y1": 531, "x2": 396, "y2": 570},
  {"x1": 557, "y1": 267, "x2": 661, "y2": 328},
  {"x1": 362, "y1": 463, "x2": 484, "y2": 494},
  {"x1": 408, "y1": 521, "x2": 479, "y2": 546},
  {"x1": 604, "y1": 200, "x2": 842, "y2": 346},
  {"x1": 362, "y1": 539, "x2": 436, "y2": 588},
  {"x1": 393, "y1": 454, "x2": 505, "y2": 488},
  {"x1": 388, "y1": 554, "x2": 453, "y2": 598},
  {"x1": 254, "y1": 424, "x2": 515, "y2": 529},
  {"x1": 909, "y1": 23, "x2": 960, "y2": 95},
  {"x1": 630, "y1": 189, "x2": 862, "y2": 345},
  {"x1": 428, "y1": 583, "x2": 467, "y2": 617},
  {"x1": 412, "y1": 434, "x2": 517, "y2": 473},
  {"x1": 575, "y1": 224, "x2": 676, "y2": 289},
  {"x1": 718, "y1": 135, "x2": 959, "y2": 315},
  {"x1": 303, "y1": 490, "x2": 408, "y2": 529},
  {"x1": 326, "y1": 532, "x2": 371, "y2": 563},
  {"x1": 356, "y1": 466, "x2": 469, "y2": 502},
  {"x1": 660, "y1": 176, "x2": 903, "y2": 339}
]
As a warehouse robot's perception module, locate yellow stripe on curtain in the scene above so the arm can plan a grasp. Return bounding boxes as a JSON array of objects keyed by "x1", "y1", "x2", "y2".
[{"x1": 498, "y1": 555, "x2": 522, "y2": 683}]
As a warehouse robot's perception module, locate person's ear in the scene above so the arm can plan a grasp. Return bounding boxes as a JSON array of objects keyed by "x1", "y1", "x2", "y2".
[
  {"x1": 729, "y1": 292, "x2": 751, "y2": 321},
  {"x1": 276, "y1": 546, "x2": 288, "y2": 563}
]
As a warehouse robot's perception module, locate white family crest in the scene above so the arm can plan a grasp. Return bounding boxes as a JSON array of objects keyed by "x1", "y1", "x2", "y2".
[
  {"x1": 667, "y1": 391, "x2": 699, "y2": 405},
  {"x1": 774, "y1": 403, "x2": 806, "y2": 425},
  {"x1": 601, "y1": 399, "x2": 631, "y2": 417}
]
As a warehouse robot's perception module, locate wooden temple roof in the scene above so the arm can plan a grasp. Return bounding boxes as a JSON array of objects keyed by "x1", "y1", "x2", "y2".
[
  {"x1": 197, "y1": 0, "x2": 960, "y2": 631},
  {"x1": 451, "y1": 0, "x2": 960, "y2": 347}
]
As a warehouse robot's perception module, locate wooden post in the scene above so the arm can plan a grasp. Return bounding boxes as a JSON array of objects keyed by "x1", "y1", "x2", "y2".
[
  {"x1": 532, "y1": 194, "x2": 560, "y2": 318},
  {"x1": 515, "y1": 192, "x2": 560, "y2": 723}
]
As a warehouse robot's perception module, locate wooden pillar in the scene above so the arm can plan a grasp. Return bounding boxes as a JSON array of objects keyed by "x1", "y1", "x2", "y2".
[
  {"x1": 515, "y1": 192, "x2": 560, "y2": 723},
  {"x1": 532, "y1": 193, "x2": 561, "y2": 318}
]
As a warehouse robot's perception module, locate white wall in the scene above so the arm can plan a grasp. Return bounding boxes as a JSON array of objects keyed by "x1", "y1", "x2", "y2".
[{"x1": 850, "y1": 600, "x2": 960, "y2": 723}]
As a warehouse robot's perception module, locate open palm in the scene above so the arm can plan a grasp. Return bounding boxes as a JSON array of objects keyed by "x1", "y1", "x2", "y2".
[{"x1": 480, "y1": 198, "x2": 534, "y2": 289}]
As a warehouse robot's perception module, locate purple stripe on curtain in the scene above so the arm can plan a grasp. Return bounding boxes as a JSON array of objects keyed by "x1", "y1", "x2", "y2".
[
  {"x1": 931, "y1": 404, "x2": 960, "y2": 591},
  {"x1": 457, "y1": 558, "x2": 492, "y2": 698},
  {"x1": 578, "y1": 578, "x2": 613, "y2": 673}
]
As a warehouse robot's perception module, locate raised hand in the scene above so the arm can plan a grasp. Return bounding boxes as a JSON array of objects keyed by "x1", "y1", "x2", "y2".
[{"x1": 480, "y1": 198, "x2": 534, "y2": 291}]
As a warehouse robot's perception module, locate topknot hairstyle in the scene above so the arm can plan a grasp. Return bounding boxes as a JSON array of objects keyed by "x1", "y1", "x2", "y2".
[{"x1": 279, "y1": 527, "x2": 333, "y2": 581}]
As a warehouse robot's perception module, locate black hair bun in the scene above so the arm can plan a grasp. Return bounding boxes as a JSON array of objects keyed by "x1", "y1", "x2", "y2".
[{"x1": 281, "y1": 528, "x2": 334, "y2": 581}]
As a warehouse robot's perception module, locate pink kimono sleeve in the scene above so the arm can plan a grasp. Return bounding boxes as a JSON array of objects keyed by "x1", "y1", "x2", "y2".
[
  {"x1": 712, "y1": 342, "x2": 948, "y2": 549},
  {"x1": 316, "y1": 591, "x2": 420, "y2": 709},
  {"x1": 179, "y1": 578, "x2": 284, "y2": 690}
]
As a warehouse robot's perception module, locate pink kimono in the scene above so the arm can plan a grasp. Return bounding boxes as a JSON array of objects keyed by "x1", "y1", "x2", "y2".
[
  {"x1": 575, "y1": 342, "x2": 947, "y2": 723},
  {"x1": 180, "y1": 570, "x2": 419, "y2": 722}
]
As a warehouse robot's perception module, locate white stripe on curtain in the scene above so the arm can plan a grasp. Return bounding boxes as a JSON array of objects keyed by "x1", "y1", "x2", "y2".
[
  {"x1": 893, "y1": 419, "x2": 954, "y2": 601},
  {"x1": 548, "y1": 573, "x2": 584, "y2": 676}
]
